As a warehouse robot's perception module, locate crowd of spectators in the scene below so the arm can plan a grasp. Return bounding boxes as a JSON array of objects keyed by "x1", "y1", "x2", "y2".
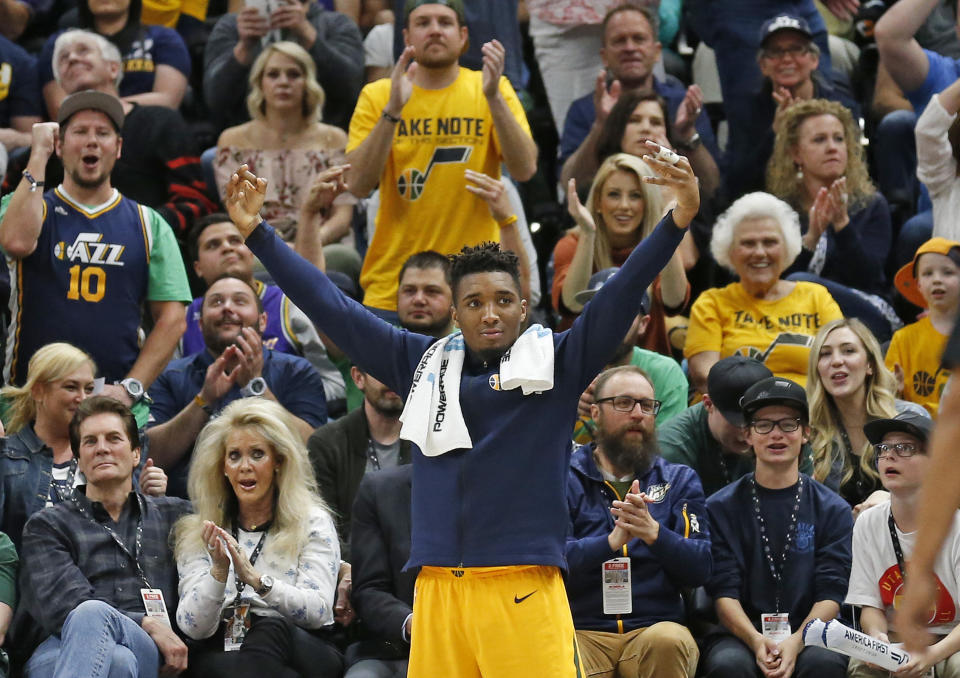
[{"x1": 1, "y1": 0, "x2": 960, "y2": 675}]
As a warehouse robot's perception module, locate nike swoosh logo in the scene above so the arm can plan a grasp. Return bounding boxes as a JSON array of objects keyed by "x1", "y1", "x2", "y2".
[{"x1": 514, "y1": 590, "x2": 537, "y2": 604}]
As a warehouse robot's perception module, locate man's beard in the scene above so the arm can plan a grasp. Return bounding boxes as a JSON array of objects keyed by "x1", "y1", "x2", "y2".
[
  {"x1": 69, "y1": 166, "x2": 109, "y2": 190},
  {"x1": 597, "y1": 426, "x2": 659, "y2": 477},
  {"x1": 403, "y1": 314, "x2": 452, "y2": 338},
  {"x1": 203, "y1": 324, "x2": 256, "y2": 356},
  {"x1": 370, "y1": 393, "x2": 404, "y2": 418}
]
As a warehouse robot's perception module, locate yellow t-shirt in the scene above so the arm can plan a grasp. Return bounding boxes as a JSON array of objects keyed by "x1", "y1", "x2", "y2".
[
  {"x1": 684, "y1": 281, "x2": 843, "y2": 387},
  {"x1": 347, "y1": 68, "x2": 531, "y2": 311},
  {"x1": 141, "y1": 0, "x2": 207, "y2": 26},
  {"x1": 885, "y1": 316, "x2": 949, "y2": 418}
]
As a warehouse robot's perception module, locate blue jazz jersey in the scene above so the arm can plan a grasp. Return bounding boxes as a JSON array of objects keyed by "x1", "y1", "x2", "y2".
[{"x1": 5, "y1": 188, "x2": 152, "y2": 384}]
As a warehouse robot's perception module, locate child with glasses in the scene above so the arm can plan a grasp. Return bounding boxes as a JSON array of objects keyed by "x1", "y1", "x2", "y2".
[
  {"x1": 701, "y1": 376, "x2": 852, "y2": 678},
  {"x1": 845, "y1": 411, "x2": 960, "y2": 678}
]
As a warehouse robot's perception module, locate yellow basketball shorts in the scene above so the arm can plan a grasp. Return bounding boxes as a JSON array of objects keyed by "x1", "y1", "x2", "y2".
[{"x1": 408, "y1": 564, "x2": 583, "y2": 678}]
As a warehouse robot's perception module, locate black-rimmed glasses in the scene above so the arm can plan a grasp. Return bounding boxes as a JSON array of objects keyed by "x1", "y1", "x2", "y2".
[{"x1": 595, "y1": 396, "x2": 662, "y2": 415}]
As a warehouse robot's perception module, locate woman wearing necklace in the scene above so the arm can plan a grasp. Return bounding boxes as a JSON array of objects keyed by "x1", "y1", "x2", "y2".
[
  {"x1": 174, "y1": 398, "x2": 342, "y2": 677},
  {"x1": 213, "y1": 41, "x2": 355, "y2": 253},
  {"x1": 0, "y1": 342, "x2": 167, "y2": 552},
  {"x1": 806, "y1": 318, "x2": 929, "y2": 517}
]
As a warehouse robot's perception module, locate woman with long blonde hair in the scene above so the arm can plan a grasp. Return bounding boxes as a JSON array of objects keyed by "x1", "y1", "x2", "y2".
[
  {"x1": 767, "y1": 98, "x2": 898, "y2": 342},
  {"x1": 806, "y1": 318, "x2": 928, "y2": 516},
  {"x1": 553, "y1": 152, "x2": 688, "y2": 355},
  {"x1": 174, "y1": 398, "x2": 342, "y2": 677}
]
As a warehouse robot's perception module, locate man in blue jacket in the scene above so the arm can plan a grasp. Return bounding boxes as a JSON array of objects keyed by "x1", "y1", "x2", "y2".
[{"x1": 566, "y1": 365, "x2": 709, "y2": 678}]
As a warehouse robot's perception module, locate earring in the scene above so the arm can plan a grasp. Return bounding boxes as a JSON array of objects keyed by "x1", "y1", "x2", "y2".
[{"x1": 795, "y1": 164, "x2": 804, "y2": 181}]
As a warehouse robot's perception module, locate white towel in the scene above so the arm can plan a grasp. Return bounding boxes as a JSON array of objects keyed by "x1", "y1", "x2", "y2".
[{"x1": 400, "y1": 325, "x2": 555, "y2": 457}]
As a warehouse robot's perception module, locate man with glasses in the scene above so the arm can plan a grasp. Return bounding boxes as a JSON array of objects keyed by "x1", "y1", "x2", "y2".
[
  {"x1": 565, "y1": 365, "x2": 710, "y2": 678},
  {"x1": 845, "y1": 411, "x2": 960, "y2": 677},
  {"x1": 725, "y1": 14, "x2": 858, "y2": 199},
  {"x1": 701, "y1": 376, "x2": 852, "y2": 678}
]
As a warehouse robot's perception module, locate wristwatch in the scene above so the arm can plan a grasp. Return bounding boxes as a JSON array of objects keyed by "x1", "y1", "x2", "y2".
[
  {"x1": 255, "y1": 574, "x2": 274, "y2": 596},
  {"x1": 119, "y1": 377, "x2": 145, "y2": 403},
  {"x1": 240, "y1": 376, "x2": 267, "y2": 398},
  {"x1": 675, "y1": 132, "x2": 702, "y2": 152}
]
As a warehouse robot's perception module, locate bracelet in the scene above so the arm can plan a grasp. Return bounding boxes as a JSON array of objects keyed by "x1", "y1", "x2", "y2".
[
  {"x1": 22, "y1": 170, "x2": 44, "y2": 193},
  {"x1": 193, "y1": 393, "x2": 214, "y2": 415},
  {"x1": 497, "y1": 214, "x2": 518, "y2": 229},
  {"x1": 381, "y1": 109, "x2": 401, "y2": 124},
  {"x1": 676, "y1": 132, "x2": 702, "y2": 152}
]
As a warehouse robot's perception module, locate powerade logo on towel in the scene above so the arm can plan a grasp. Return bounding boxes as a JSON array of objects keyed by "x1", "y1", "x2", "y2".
[{"x1": 433, "y1": 358, "x2": 449, "y2": 432}]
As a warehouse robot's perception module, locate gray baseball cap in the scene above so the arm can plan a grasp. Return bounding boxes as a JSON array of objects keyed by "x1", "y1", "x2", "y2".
[{"x1": 58, "y1": 90, "x2": 124, "y2": 131}]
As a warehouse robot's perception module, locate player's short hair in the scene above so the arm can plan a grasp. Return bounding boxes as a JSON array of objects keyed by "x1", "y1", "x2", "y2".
[{"x1": 448, "y1": 242, "x2": 521, "y2": 302}]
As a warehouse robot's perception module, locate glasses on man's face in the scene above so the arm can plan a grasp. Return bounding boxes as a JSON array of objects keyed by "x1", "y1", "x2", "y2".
[
  {"x1": 749, "y1": 418, "x2": 802, "y2": 434},
  {"x1": 873, "y1": 442, "x2": 922, "y2": 461},
  {"x1": 596, "y1": 395, "x2": 662, "y2": 415},
  {"x1": 762, "y1": 44, "x2": 810, "y2": 60}
]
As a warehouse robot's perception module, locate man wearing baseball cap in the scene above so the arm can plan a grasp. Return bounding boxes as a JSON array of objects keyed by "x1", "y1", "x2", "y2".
[
  {"x1": 725, "y1": 13, "x2": 858, "y2": 199},
  {"x1": 660, "y1": 356, "x2": 815, "y2": 497},
  {"x1": 701, "y1": 376, "x2": 852, "y2": 678},
  {"x1": 886, "y1": 237, "x2": 960, "y2": 418},
  {"x1": 344, "y1": 0, "x2": 536, "y2": 319},
  {"x1": 0, "y1": 89, "x2": 190, "y2": 416}
]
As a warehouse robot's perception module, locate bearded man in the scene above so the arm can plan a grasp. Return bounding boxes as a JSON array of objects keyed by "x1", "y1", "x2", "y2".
[{"x1": 564, "y1": 365, "x2": 712, "y2": 678}]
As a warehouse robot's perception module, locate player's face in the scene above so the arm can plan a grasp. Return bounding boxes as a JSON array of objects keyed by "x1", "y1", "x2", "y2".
[
  {"x1": 791, "y1": 114, "x2": 847, "y2": 184},
  {"x1": 597, "y1": 169, "x2": 645, "y2": 247},
  {"x1": 59, "y1": 110, "x2": 121, "y2": 190},
  {"x1": 591, "y1": 372, "x2": 658, "y2": 474},
  {"x1": 916, "y1": 252, "x2": 960, "y2": 312},
  {"x1": 601, "y1": 9, "x2": 661, "y2": 86},
  {"x1": 223, "y1": 427, "x2": 280, "y2": 510},
  {"x1": 77, "y1": 412, "x2": 140, "y2": 488},
  {"x1": 817, "y1": 326, "x2": 872, "y2": 402},
  {"x1": 403, "y1": 4, "x2": 467, "y2": 69},
  {"x1": 56, "y1": 36, "x2": 118, "y2": 93},
  {"x1": 260, "y1": 51, "x2": 306, "y2": 114},
  {"x1": 729, "y1": 217, "x2": 787, "y2": 289},
  {"x1": 759, "y1": 31, "x2": 819, "y2": 90},
  {"x1": 194, "y1": 222, "x2": 255, "y2": 283},
  {"x1": 619, "y1": 100, "x2": 670, "y2": 155},
  {"x1": 452, "y1": 271, "x2": 527, "y2": 364},
  {"x1": 746, "y1": 404, "x2": 808, "y2": 469},
  {"x1": 876, "y1": 431, "x2": 927, "y2": 493},
  {"x1": 35, "y1": 363, "x2": 96, "y2": 436},
  {"x1": 704, "y1": 396, "x2": 750, "y2": 455},
  {"x1": 397, "y1": 266, "x2": 453, "y2": 335},
  {"x1": 201, "y1": 278, "x2": 265, "y2": 354}
]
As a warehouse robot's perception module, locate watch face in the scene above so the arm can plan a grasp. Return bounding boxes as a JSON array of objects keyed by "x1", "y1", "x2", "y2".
[{"x1": 124, "y1": 379, "x2": 143, "y2": 397}]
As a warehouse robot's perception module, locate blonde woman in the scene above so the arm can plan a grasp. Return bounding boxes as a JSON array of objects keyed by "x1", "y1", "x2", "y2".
[
  {"x1": 213, "y1": 41, "x2": 355, "y2": 252},
  {"x1": 767, "y1": 98, "x2": 898, "y2": 342},
  {"x1": 806, "y1": 318, "x2": 928, "y2": 516},
  {"x1": 0, "y1": 342, "x2": 165, "y2": 551},
  {"x1": 174, "y1": 398, "x2": 342, "y2": 677},
  {"x1": 553, "y1": 152, "x2": 689, "y2": 355}
]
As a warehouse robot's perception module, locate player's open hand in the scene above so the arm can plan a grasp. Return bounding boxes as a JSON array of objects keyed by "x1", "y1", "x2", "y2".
[
  {"x1": 225, "y1": 164, "x2": 268, "y2": 238},
  {"x1": 640, "y1": 141, "x2": 699, "y2": 229}
]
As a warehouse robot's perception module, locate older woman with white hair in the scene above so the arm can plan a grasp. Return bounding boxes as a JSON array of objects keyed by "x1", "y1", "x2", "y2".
[
  {"x1": 684, "y1": 192, "x2": 843, "y2": 393},
  {"x1": 213, "y1": 40, "x2": 355, "y2": 252},
  {"x1": 173, "y1": 398, "x2": 342, "y2": 677}
]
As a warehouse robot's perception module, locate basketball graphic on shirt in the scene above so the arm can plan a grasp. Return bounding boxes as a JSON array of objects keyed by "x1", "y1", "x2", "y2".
[
  {"x1": 398, "y1": 168, "x2": 427, "y2": 201},
  {"x1": 879, "y1": 564, "x2": 955, "y2": 625},
  {"x1": 913, "y1": 370, "x2": 937, "y2": 397}
]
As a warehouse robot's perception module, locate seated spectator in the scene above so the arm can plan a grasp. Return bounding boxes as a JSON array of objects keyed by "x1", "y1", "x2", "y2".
[
  {"x1": 147, "y1": 275, "x2": 329, "y2": 499},
  {"x1": 727, "y1": 15, "x2": 859, "y2": 200},
  {"x1": 395, "y1": 250, "x2": 454, "y2": 338},
  {"x1": 213, "y1": 41, "x2": 356, "y2": 247},
  {"x1": 768, "y1": 99, "x2": 897, "y2": 342},
  {"x1": 560, "y1": 2, "x2": 718, "y2": 188},
  {"x1": 0, "y1": 34, "x2": 40, "y2": 157},
  {"x1": 700, "y1": 377, "x2": 852, "y2": 678},
  {"x1": 808, "y1": 318, "x2": 930, "y2": 514},
  {"x1": 203, "y1": 0, "x2": 362, "y2": 131},
  {"x1": 0, "y1": 531, "x2": 14, "y2": 676},
  {"x1": 886, "y1": 238, "x2": 960, "y2": 418},
  {"x1": 173, "y1": 398, "x2": 342, "y2": 677},
  {"x1": 308, "y1": 364, "x2": 407, "y2": 561},
  {"x1": 557, "y1": 152, "x2": 689, "y2": 356},
  {"x1": 39, "y1": 0, "x2": 191, "y2": 117},
  {"x1": 846, "y1": 411, "x2": 960, "y2": 677},
  {"x1": 566, "y1": 365, "x2": 708, "y2": 678},
  {"x1": 916, "y1": 74, "x2": 960, "y2": 243},
  {"x1": 346, "y1": 464, "x2": 415, "y2": 678},
  {"x1": 0, "y1": 90, "x2": 191, "y2": 415},
  {"x1": 0, "y1": 342, "x2": 167, "y2": 552},
  {"x1": 49, "y1": 29, "x2": 215, "y2": 237},
  {"x1": 574, "y1": 282, "x2": 688, "y2": 442},
  {"x1": 184, "y1": 213, "x2": 346, "y2": 409},
  {"x1": 684, "y1": 192, "x2": 843, "y2": 393},
  {"x1": 20, "y1": 396, "x2": 190, "y2": 678}
]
